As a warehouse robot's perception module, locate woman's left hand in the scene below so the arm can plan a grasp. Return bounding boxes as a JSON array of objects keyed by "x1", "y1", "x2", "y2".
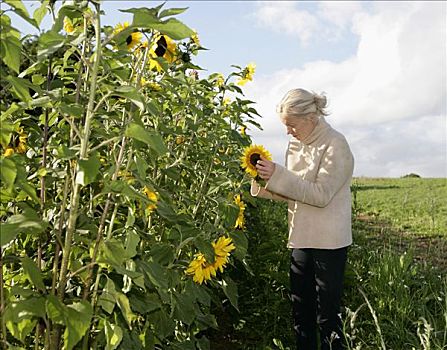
[{"x1": 256, "y1": 156, "x2": 276, "y2": 181}]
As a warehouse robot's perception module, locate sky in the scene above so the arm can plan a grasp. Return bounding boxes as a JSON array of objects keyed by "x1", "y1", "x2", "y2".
[{"x1": 9, "y1": 1, "x2": 447, "y2": 178}]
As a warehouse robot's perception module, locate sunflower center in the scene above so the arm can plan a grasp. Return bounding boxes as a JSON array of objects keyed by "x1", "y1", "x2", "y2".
[
  {"x1": 249, "y1": 153, "x2": 261, "y2": 167},
  {"x1": 154, "y1": 36, "x2": 167, "y2": 57},
  {"x1": 126, "y1": 35, "x2": 133, "y2": 45}
]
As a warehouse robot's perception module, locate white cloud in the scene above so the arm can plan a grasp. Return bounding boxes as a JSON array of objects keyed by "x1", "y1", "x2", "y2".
[
  {"x1": 245, "y1": 1, "x2": 446, "y2": 177},
  {"x1": 253, "y1": 2, "x2": 320, "y2": 44}
]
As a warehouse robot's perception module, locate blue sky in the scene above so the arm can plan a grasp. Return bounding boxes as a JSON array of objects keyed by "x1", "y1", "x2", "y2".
[
  {"x1": 18, "y1": 1, "x2": 360, "y2": 75},
  {"x1": 9, "y1": 1, "x2": 447, "y2": 177}
]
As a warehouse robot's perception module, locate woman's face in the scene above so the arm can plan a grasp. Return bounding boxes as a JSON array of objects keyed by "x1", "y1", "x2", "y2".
[{"x1": 280, "y1": 115, "x2": 317, "y2": 141}]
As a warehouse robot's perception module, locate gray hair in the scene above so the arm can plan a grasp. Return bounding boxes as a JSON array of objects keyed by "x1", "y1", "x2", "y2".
[{"x1": 276, "y1": 88, "x2": 329, "y2": 118}]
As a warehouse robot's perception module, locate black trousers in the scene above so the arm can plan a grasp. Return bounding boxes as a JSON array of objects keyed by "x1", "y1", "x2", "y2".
[{"x1": 290, "y1": 247, "x2": 348, "y2": 350}]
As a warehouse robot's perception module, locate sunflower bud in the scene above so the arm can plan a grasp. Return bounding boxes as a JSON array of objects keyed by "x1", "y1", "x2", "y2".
[{"x1": 182, "y1": 52, "x2": 191, "y2": 63}]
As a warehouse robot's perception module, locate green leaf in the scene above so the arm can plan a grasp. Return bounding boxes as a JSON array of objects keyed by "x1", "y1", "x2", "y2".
[
  {"x1": 150, "y1": 243, "x2": 174, "y2": 266},
  {"x1": 56, "y1": 144, "x2": 77, "y2": 160},
  {"x1": 104, "y1": 320, "x2": 123, "y2": 350},
  {"x1": 22, "y1": 256, "x2": 45, "y2": 291},
  {"x1": 98, "y1": 278, "x2": 117, "y2": 314},
  {"x1": 120, "y1": 7, "x2": 159, "y2": 27},
  {"x1": 0, "y1": 157, "x2": 17, "y2": 189},
  {"x1": 174, "y1": 292, "x2": 196, "y2": 325},
  {"x1": 124, "y1": 231, "x2": 140, "y2": 259},
  {"x1": 64, "y1": 301, "x2": 93, "y2": 350},
  {"x1": 141, "y1": 261, "x2": 168, "y2": 290},
  {"x1": 196, "y1": 336, "x2": 210, "y2": 350},
  {"x1": 152, "y1": 18, "x2": 195, "y2": 40},
  {"x1": 229, "y1": 231, "x2": 248, "y2": 261},
  {"x1": 221, "y1": 201, "x2": 240, "y2": 229},
  {"x1": 115, "y1": 292, "x2": 137, "y2": 328},
  {"x1": 194, "y1": 237, "x2": 215, "y2": 264},
  {"x1": 0, "y1": 35, "x2": 22, "y2": 74},
  {"x1": 51, "y1": 4, "x2": 82, "y2": 33},
  {"x1": 128, "y1": 292, "x2": 161, "y2": 314},
  {"x1": 135, "y1": 156, "x2": 148, "y2": 179},
  {"x1": 113, "y1": 86, "x2": 145, "y2": 112},
  {"x1": 147, "y1": 309, "x2": 175, "y2": 340},
  {"x1": 16, "y1": 178, "x2": 40, "y2": 203},
  {"x1": 37, "y1": 30, "x2": 66, "y2": 60},
  {"x1": 196, "y1": 314, "x2": 218, "y2": 330},
  {"x1": 222, "y1": 276, "x2": 239, "y2": 311},
  {"x1": 4, "y1": 297, "x2": 46, "y2": 342},
  {"x1": 46, "y1": 295, "x2": 67, "y2": 325},
  {"x1": 0, "y1": 207, "x2": 47, "y2": 247},
  {"x1": 125, "y1": 123, "x2": 168, "y2": 156},
  {"x1": 59, "y1": 103, "x2": 84, "y2": 118},
  {"x1": 75, "y1": 153, "x2": 101, "y2": 186},
  {"x1": 5, "y1": 76, "x2": 32, "y2": 102},
  {"x1": 1, "y1": 103, "x2": 21, "y2": 120},
  {"x1": 33, "y1": 0, "x2": 49, "y2": 26},
  {"x1": 3, "y1": 0, "x2": 39, "y2": 29},
  {"x1": 97, "y1": 239, "x2": 127, "y2": 267},
  {"x1": 159, "y1": 7, "x2": 189, "y2": 18}
]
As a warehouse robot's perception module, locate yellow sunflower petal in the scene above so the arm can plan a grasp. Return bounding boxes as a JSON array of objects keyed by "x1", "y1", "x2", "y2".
[{"x1": 240, "y1": 144, "x2": 272, "y2": 178}]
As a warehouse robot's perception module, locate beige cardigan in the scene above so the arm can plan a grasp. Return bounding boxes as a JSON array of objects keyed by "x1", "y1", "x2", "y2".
[{"x1": 250, "y1": 117, "x2": 354, "y2": 249}]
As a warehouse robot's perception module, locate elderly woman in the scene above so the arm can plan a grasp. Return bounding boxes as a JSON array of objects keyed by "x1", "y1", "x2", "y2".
[{"x1": 251, "y1": 88, "x2": 354, "y2": 350}]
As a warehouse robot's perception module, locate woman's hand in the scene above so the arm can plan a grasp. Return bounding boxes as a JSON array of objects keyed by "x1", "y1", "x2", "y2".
[{"x1": 256, "y1": 156, "x2": 276, "y2": 181}]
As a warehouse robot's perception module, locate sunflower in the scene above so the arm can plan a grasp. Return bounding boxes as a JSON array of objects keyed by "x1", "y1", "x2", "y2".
[
  {"x1": 147, "y1": 82, "x2": 162, "y2": 91},
  {"x1": 234, "y1": 194, "x2": 246, "y2": 229},
  {"x1": 215, "y1": 73, "x2": 225, "y2": 87},
  {"x1": 15, "y1": 129, "x2": 27, "y2": 154},
  {"x1": 113, "y1": 22, "x2": 142, "y2": 51},
  {"x1": 118, "y1": 170, "x2": 135, "y2": 184},
  {"x1": 212, "y1": 236, "x2": 235, "y2": 272},
  {"x1": 191, "y1": 31, "x2": 200, "y2": 46},
  {"x1": 148, "y1": 32, "x2": 177, "y2": 72},
  {"x1": 240, "y1": 125, "x2": 247, "y2": 136},
  {"x1": 240, "y1": 144, "x2": 272, "y2": 178},
  {"x1": 15, "y1": 142, "x2": 26, "y2": 154},
  {"x1": 185, "y1": 253, "x2": 217, "y2": 285},
  {"x1": 63, "y1": 17, "x2": 75, "y2": 33},
  {"x1": 237, "y1": 62, "x2": 256, "y2": 86},
  {"x1": 143, "y1": 186, "x2": 158, "y2": 214},
  {"x1": 186, "y1": 236, "x2": 236, "y2": 284},
  {"x1": 3, "y1": 147, "x2": 14, "y2": 157}
]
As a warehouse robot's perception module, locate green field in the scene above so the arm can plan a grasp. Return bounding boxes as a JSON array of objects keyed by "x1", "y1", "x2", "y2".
[
  {"x1": 213, "y1": 177, "x2": 447, "y2": 349},
  {"x1": 353, "y1": 177, "x2": 447, "y2": 237}
]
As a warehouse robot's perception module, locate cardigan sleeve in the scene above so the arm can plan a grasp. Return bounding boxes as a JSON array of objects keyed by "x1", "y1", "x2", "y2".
[
  {"x1": 250, "y1": 179, "x2": 290, "y2": 202},
  {"x1": 264, "y1": 137, "x2": 354, "y2": 208}
]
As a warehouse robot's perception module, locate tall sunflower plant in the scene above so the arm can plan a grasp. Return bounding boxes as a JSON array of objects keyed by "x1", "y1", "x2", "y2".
[{"x1": 0, "y1": 1, "x2": 265, "y2": 349}]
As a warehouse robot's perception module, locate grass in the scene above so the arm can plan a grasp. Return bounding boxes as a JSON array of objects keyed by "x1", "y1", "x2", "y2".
[
  {"x1": 213, "y1": 177, "x2": 447, "y2": 349},
  {"x1": 352, "y1": 177, "x2": 447, "y2": 237}
]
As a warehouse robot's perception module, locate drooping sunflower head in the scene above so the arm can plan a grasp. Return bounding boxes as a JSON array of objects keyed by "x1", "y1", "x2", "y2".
[
  {"x1": 185, "y1": 253, "x2": 217, "y2": 285},
  {"x1": 113, "y1": 21, "x2": 142, "y2": 51},
  {"x1": 234, "y1": 195, "x2": 246, "y2": 229},
  {"x1": 63, "y1": 17, "x2": 75, "y2": 33},
  {"x1": 191, "y1": 30, "x2": 200, "y2": 46},
  {"x1": 143, "y1": 186, "x2": 158, "y2": 214},
  {"x1": 148, "y1": 32, "x2": 177, "y2": 71},
  {"x1": 240, "y1": 144, "x2": 272, "y2": 178},
  {"x1": 212, "y1": 236, "x2": 236, "y2": 257},
  {"x1": 215, "y1": 73, "x2": 225, "y2": 87},
  {"x1": 237, "y1": 62, "x2": 256, "y2": 86},
  {"x1": 186, "y1": 236, "x2": 236, "y2": 284}
]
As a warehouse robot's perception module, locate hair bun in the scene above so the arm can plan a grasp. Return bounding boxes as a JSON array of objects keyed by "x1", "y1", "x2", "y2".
[{"x1": 314, "y1": 93, "x2": 327, "y2": 109}]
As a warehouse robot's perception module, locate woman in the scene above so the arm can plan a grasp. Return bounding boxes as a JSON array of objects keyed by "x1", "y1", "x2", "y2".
[{"x1": 250, "y1": 88, "x2": 354, "y2": 350}]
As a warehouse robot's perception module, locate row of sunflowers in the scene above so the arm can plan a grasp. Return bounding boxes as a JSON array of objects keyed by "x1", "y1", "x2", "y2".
[{"x1": 1, "y1": 1, "x2": 276, "y2": 349}]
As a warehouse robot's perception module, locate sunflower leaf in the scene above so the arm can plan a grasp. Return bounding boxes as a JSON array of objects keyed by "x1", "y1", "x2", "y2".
[{"x1": 159, "y1": 7, "x2": 188, "y2": 18}]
